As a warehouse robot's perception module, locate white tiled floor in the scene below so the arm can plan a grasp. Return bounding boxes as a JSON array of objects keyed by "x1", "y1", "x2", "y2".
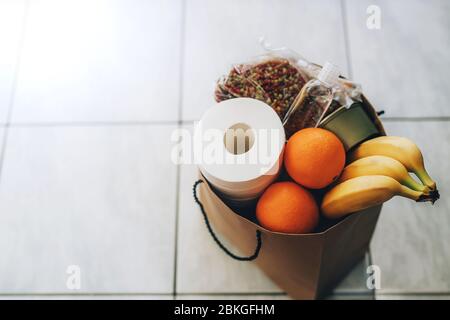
[{"x1": 0, "y1": 0, "x2": 448, "y2": 300}]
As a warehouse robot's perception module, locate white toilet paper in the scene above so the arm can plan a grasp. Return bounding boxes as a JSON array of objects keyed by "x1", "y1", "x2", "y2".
[{"x1": 194, "y1": 98, "x2": 285, "y2": 201}]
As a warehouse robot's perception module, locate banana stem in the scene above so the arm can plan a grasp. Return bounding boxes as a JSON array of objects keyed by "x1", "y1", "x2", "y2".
[
  {"x1": 415, "y1": 169, "x2": 437, "y2": 190},
  {"x1": 399, "y1": 185, "x2": 438, "y2": 203},
  {"x1": 399, "y1": 185, "x2": 428, "y2": 201},
  {"x1": 402, "y1": 176, "x2": 430, "y2": 194}
]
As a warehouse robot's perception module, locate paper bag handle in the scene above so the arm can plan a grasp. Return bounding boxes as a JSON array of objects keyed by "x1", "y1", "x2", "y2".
[{"x1": 193, "y1": 180, "x2": 262, "y2": 261}]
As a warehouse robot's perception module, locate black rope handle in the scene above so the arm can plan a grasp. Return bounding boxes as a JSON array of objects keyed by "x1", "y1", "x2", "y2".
[{"x1": 193, "y1": 180, "x2": 262, "y2": 261}]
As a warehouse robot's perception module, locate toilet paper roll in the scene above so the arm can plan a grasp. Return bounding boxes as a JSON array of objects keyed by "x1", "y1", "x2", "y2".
[
  {"x1": 194, "y1": 98, "x2": 285, "y2": 201},
  {"x1": 201, "y1": 169, "x2": 278, "y2": 199}
]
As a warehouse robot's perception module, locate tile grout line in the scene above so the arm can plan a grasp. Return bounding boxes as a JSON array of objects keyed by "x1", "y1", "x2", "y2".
[
  {"x1": 172, "y1": 0, "x2": 187, "y2": 299},
  {"x1": 340, "y1": 0, "x2": 353, "y2": 79},
  {"x1": 364, "y1": 251, "x2": 375, "y2": 299},
  {"x1": 2, "y1": 290, "x2": 449, "y2": 298},
  {"x1": 5, "y1": 0, "x2": 29, "y2": 124},
  {"x1": 0, "y1": 292, "x2": 285, "y2": 297},
  {"x1": 0, "y1": 117, "x2": 449, "y2": 129},
  {"x1": 6, "y1": 120, "x2": 181, "y2": 127},
  {"x1": 0, "y1": 292, "x2": 174, "y2": 297},
  {"x1": 174, "y1": 292, "x2": 372, "y2": 297},
  {"x1": 0, "y1": 0, "x2": 30, "y2": 182},
  {"x1": 375, "y1": 291, "x2": 450, "y2": 297},
  {"x1": 0, "y1": 291, "x2": 375, "y2": 297},
  {"x1": 380, "y1": 117, "x2": 450, "y2": 122},
  {"x1": 341, "y1": 0, "x2": 376, "y2": 300},
  {"x1": 175, "y1": 292, "x2": 288, "y2": 296}
]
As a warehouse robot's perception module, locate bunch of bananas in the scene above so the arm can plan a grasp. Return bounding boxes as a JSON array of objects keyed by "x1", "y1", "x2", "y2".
[{"x1": 321, "y1": 136, "x2": 439, "y2": 219}]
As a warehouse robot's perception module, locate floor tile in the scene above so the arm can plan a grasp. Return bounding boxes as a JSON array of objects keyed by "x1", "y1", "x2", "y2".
[
  {"x1": 0, "y1": 127, "x2": 4, "y2": 152},
  {"x1": 176, "y1": 294, "x2": 290, "y2": 300},
  {"x1": 0, "y1": 125, "x2": 177, "y2": 293},
  {"x1": 0, "y1": 294, "x2": 173, "y2": 300},
  {"x1": 345, "y1": 0, "x2": 450, "y2": 117},
  {"x1": 177, "y1": 292, "x2": 373, "y2": 300},
  {"x1": 0, "y1": 0, "x2": 27, "y2": 124},
  {"x1": 371, "y1": 121, "x2": 450, "y2": 293},
  {"x1": 11, "y1": 0, "x2": 182, "y2": 123},
  {"x1": 182, "y1": 0, "x2": 348, "y2": 121},
  {"x1": 376, "y1": 294, "x2": 450, "y2": 300},
  {"x1": 176, "y1": 126, "x2": 372, "y2": 296},
  {"x1": 178, "y1": 294, "x2": 372, "y2": 300},
  {"x1": 176, "y1": 292, "x2": 374, "y2": 300},
  {"x1": 325, "y1": 294, "x2": 373, "y2": 300},
  {"x1": 331, "y1": 254, "x2": 372, "y2": 294}
]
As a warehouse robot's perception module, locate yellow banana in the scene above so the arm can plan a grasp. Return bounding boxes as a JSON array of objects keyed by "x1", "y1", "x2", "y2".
[
  {"x1": 349, "y1": 136, "x2": 436, "y2": 190},
  {"x1": 321, "y1": 175, "x2": 432, "y2": 219},
  {"x1": 339, "y1": 155, "x2": 430, "y2": 194}
]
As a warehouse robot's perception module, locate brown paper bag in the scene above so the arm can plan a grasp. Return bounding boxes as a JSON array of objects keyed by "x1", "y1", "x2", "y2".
[
  {"x1": 194, "y1": 177, "x2": 381, "y2": 300},
  {"x1": 192, "y1": 99, "x2": 385, "y2": 300}
]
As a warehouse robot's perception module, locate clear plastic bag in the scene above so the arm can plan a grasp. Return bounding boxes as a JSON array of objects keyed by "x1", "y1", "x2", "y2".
[{"x1": 214, "y1": 39, "x2": 360, "y2": 137}]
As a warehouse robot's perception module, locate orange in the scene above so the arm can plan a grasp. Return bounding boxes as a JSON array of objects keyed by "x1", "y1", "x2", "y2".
[
  {"x1": 256, "y1": 182, "x2": 318, "y2": 234},
  {"x1": 284, "y1": 128, "x2": 345, "y2": 189}
]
